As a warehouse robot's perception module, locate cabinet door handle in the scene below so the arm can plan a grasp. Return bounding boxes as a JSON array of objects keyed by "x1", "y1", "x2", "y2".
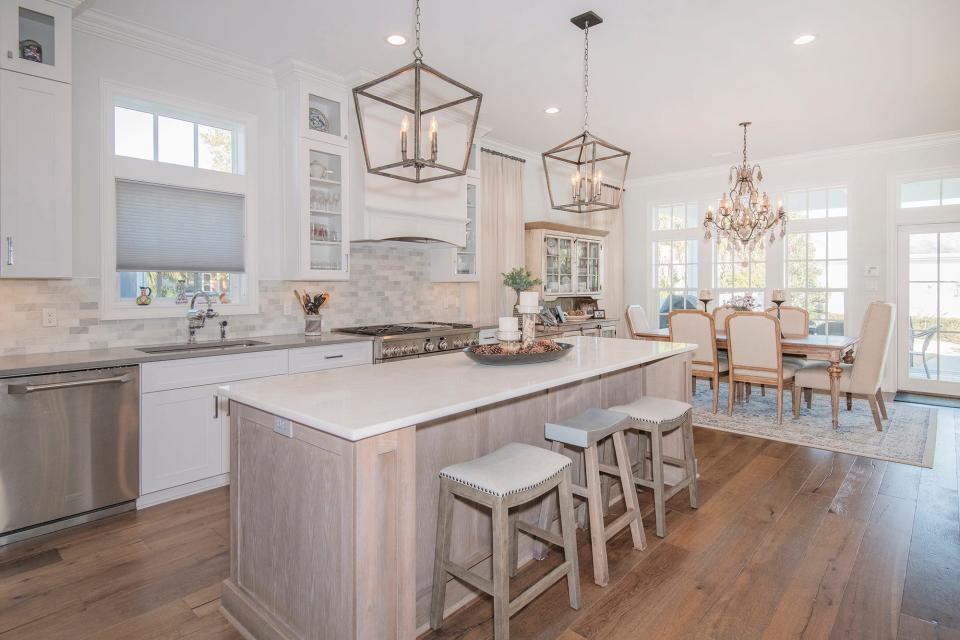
[
  {"x1": 324, "y1": 354, "x2": 344, "y2": 360},
  {"x1": 6, "y1": 237, "x2": 13, "y2": 266},
  {"x1": 213, "y1": 395, "x2": 220, "y2": 419}
]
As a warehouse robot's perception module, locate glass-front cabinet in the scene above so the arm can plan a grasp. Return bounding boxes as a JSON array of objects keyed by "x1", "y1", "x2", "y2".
[
  {"x1": 431, "y1": 178, "x2": 480, "y2": 282},
  {"x1": 0, "y1": 0, "x2": 71, "y2": 84},
  {"x1": 302, "y1": 84, "x2": 347, "y2": 146},
  {"x1": 296, "y1": 139, "x2": 349, "y2": 279},
  {"x1": 525, "y1": 222, "x2": 606, "y2": 300}
]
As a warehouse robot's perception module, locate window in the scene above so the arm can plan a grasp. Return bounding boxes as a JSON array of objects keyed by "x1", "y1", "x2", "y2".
[
  {"x1": 786, "y1": 231, "x2": 847, "y2": 335},
  {"x1": 102, "y1": 83, "x2": 256, "y2": 319},
  {"x1": 714, "y1": 238, "x2": 765, "y2": 307},
  {"x1": 901, "y1": 177, "x2": 960, "y2": 208},
  {"x1": 784, "y1": 187, "x2": 848, "y2": 219},
  {"x1": 653, "y1": 239, "x2": 698, "y2": 327},
  {"x1": 654, "y1": 202, "x2": 700, "y2": 230}
]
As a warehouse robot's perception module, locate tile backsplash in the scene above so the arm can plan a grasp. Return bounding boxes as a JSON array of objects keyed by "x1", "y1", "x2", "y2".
[{"x1": 0, "y1": 244, "x2": 463, "y2": 356}]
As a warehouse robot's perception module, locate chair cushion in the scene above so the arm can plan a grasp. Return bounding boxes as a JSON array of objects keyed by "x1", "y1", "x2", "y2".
[
  {"x1": 782, "y1": 356, "x2": 806, "y2": 368},
  {"x1": 607, "y1": 396, "x2": 692, "y2": 425},
  {"x1": 732, "y1": 361, "x2": 802, "y2": 381},
  {"x1": 794, "y1": 361, "x2": 853, "y2": 392},
  {"x1": 439, "y1": 443, "x2": 571, "y2": 497},
  {"x1": 545, "y1": 408, "x2": 631, "y2": 448}
]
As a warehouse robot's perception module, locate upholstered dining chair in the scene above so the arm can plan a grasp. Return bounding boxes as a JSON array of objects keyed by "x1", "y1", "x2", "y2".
[
  {"x1": 669, "y1": 310, "x2": 728, "y2": 413},
  {"x1": 765, "y1": 305, "x2": 809, "y2": 369},
  {"x1": 625, "y1": 305, "x2": 650, "y2": 337},
  {"x1": 712, "y1": 306, "x2": 736, "y2": 333},
  {"x1": 725, "y1": 312, "x2": 802, "y2": 424},
  {"x1": 793, "y1": 301, "x2": 895, "y2": 431}
]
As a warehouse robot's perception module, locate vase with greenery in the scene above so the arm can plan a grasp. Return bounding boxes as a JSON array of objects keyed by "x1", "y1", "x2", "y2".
[{"x1": 502, "y1": 267, "x2": 542, "y2": 314}]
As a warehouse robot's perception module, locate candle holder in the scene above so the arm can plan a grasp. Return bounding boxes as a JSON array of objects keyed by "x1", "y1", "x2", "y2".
[
  {"x1": 771, "y1": 298, "x2": 786, "y2": 338},
  {"x1": 517, "y1": 304, "x2": 542, "y2": 348},
  {"x1": 699, "y1": 297, "x2": 713, "y2": 313}
]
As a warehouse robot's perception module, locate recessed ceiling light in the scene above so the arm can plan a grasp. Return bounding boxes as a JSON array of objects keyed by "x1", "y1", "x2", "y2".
[
  {"x1": 544, "y1": 106, "x2": 560, "y2": 114},
  {"x1": 386, "y1": 34, "x2": 407, "y2": 46},
  {"x1": 793, "y1": 34, "x2": 816, "y2": 45}
]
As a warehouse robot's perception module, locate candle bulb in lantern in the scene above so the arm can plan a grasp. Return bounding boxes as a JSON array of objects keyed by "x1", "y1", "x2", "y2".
[
  {"x1": 571, "y1": 171, "x2": 581, "y2": 202},
  {"x1": 595, "y1": 171, "x2": 603, "y2": 201},
  {"x1": 429, "y1": 116, "x2": 438, "y2": 161},
  {"x1": 400, "y1": 117, "x2": 408, "y2": 159}
]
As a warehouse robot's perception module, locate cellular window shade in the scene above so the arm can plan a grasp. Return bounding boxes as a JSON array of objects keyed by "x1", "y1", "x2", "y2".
[{"x1": 115, "y1": 180, "x2": 245, "y2": 273}]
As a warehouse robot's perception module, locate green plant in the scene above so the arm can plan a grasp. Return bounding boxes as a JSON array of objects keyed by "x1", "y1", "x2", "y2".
[{"x1": 502, "y1": 267, "x2": 542, "y2": 293}]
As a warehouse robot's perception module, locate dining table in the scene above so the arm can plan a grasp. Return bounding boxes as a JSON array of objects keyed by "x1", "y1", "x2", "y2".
[{"x1": 631, "y1": 327, "x2": 861, "y2": 427}]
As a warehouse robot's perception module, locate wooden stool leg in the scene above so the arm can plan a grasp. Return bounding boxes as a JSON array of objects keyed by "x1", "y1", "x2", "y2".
[
  {"x1": 651, "y1": 428, "x2": 667, "y2": 538},
  {"x1": 508, "y1": 509, "x2": 519, "y2": 578},
  {"x1": 430, "y1": 481, "x2": 455, "y2": 630},
  {"x1": 557, "y1": 468, "x2": 582, "y2": 610},
  {"x1": 534, "y1": 442, "x2": 562, "y2": 560},
  {"x1": 491, "y1": 499, "x2": 511, "y2": 640},
  {"x1": 584, "y1": 443, "x2": 609, "y2": 586},
  {"x1": 599, "y1": 438, "x2": 613, "y2": 517},
  {"x1": 613, "y1": 431, "x2": 646, "y2": 551},
  {"x1": 682, "y1": 419, "x2": 698, "y2": 509},
  {"x1": 636, "y1": 432, "x2": 649, "y2": 481},
  {"x1": 576, "y1": 448, "x2": 589, "y2": 529}
]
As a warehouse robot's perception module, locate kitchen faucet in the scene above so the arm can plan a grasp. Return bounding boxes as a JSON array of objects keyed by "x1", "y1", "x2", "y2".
[{"x1": 187, "y1": 291, "x2": 218, "y2": 343}]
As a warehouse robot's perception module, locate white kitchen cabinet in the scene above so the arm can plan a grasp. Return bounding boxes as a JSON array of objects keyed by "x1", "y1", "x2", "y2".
[
  {"x1": 430, "y1": 178, "x2": 480, "y2": 282},
  {"x1": 279, "y1": 72, "x2": 348, "y2": 148},
  {"x1": 524, "y1": 222, "x2": 607, "y2": 300},
  {"x1": 288, "y1": 341, "x2": 372, "y2": 374},
  {"x1": 140, "y1": 383, "x2": 225, "y2": 495},
  {"x1": 0, "y1": 68, "x2": 71, "y2": 277},
  {"x1": 0, "y1": 0, "x2": 71, "y2": 84}
]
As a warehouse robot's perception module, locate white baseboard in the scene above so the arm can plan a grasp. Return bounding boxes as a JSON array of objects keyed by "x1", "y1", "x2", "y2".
[{"x1": 137, "y1": 473, "x2": 230, "y2": 509}]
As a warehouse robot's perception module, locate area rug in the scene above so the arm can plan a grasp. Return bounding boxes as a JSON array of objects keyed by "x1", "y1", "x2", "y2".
[{"x1": 691, "y1": 386, "x2": 937, "y2": 468}]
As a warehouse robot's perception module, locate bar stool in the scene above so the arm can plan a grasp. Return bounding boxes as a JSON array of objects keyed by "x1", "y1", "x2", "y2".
[
  {"x1": 430, "y1": 443, "x2": 581, "y2": 640},
  {"x1": 607, "y1": 397, "x2": 698, "y2": 537},
  {"x1": 539, "y1": 408, "x2": 647, "y2": 587}
]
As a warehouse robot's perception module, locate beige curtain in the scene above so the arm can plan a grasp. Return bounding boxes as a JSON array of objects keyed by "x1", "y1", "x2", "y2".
[{"x1": 479, "y1": 151, "x2": 525, "y2": 323}]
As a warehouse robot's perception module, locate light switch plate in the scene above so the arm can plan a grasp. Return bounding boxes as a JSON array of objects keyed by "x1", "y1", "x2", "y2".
[
  {"x1": 41, "y1": 308, "x2": 57, "y2": 327},
  {"x1": 274, "y1": 417, "x2": 293, "y2": 438}
]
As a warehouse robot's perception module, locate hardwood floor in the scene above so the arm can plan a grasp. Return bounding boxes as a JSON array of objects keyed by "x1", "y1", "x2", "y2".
[{"x1": 0, "y1": 405, "x2": 957, "y2": 639}]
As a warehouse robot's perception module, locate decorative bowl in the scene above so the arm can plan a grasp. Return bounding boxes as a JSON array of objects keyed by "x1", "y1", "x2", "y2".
[{"x1": 463, "y1": 342, "x2": 574, "y2": 366}]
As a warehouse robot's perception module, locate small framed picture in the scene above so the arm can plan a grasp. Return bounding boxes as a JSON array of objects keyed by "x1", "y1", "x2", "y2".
[{"x1": 593, "y1": 309, "x2": 606, "y2": 319}]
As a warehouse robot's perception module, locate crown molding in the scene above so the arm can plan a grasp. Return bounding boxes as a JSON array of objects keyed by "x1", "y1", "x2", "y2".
[
  {"x1": 272, "y1": 58, "x2": 345, "y2": 87},
  {"x1": 73, "y1": 9, "x2": 277, "y2": 87},
  {"x1": 629, "y1": 130, "x2": 960, "y2": 188}
]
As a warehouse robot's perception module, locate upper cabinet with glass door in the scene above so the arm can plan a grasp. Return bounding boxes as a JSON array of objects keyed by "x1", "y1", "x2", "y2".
[
  {"x1": 430, "y1": 178, "x2": 480, "y2": 282},
  {"x1": 0, "y1": 0, "x2": 71, "y2": 84},
  {"x1": 297, "y1": 139, "x2": 349, "y2": 279},
  {"x1": 576, "y1": 238, "x2": 602, "y2": 295},
  {"x1": 524, "y1": 222, "x2": 607, "y2": 300},
  {"x1": 300, "y1": 80, "x2": 348, "y2": 147}
]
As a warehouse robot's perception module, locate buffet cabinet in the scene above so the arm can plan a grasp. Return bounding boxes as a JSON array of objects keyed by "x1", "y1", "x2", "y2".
[{"x1": 524, "y1": 221, "x2": 607, "y2": 299}]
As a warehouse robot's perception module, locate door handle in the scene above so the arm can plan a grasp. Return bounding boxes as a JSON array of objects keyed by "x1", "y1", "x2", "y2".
[
  {"x1": 6, "y1": 237, "x2": 13, "y2": 266},
  {"x1": 214, "y1": 395, "x2": 220, "y2": 419},
  {"x1": 8, "y1": 373, "x2": 133, "y2": 394}
]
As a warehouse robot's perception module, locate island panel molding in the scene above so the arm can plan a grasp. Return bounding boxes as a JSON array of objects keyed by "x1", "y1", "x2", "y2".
[{"x1": 220, "y1": 338, "x2": 694, "y2": 639}]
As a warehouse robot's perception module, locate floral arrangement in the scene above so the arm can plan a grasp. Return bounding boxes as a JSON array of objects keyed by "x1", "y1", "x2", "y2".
[
  {"x1": 502, "y1": 267, "x2": 542, "y2": 294},
  {"x1": 724, "y1": 294, "x2": 758, "y2": 311}
]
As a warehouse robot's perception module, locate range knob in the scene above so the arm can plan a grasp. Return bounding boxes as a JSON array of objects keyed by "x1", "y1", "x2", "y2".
[
  {"x1": 452, "y1": 339, "x2": 463, "y2": 349},
  {"x1": 383, "y1": 346, "x2": 398, "y2": 358},
  {"x1": 404, "y1": 344, "x2": 418, "y2": 355},
  {"x1": 437, "y1": 338, "x2": 449, "y2": 351},
  {"x1": 470, "y1": 338, "x2": 479, "y2": 346},
  {"x1": 424, "y1": 340, "x2": 436, "y2": 352}
]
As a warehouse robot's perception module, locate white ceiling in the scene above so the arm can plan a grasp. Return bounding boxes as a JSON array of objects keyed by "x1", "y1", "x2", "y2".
[{"x1": 87, "y1": 0, "x2": 960, "y2": 177}]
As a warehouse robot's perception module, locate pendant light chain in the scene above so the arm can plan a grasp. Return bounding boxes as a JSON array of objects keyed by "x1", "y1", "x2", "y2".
[
  {"x1": 582, "y1": 22, "x2": 590, "y2": 132},
  {"x1": 413, "y1": 0, "x2": 423, "y2": 62},
  {"x1": 742, "y1": 123, "x2": 749, "y2": 165}
]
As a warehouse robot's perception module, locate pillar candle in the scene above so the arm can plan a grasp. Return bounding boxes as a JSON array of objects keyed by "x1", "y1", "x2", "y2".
[
  {"x1": 698, "y1": 288, "x2": 713, "y2": 300},
  {"x1": 519, "y1": 291, "x2": 539, "y2": 308},
  {"x1": 772, "y1": 288, "x2": 786, "y2": 302},
  {"x1": 498, "y1": 316, "x2": 519, "y2": 332}
]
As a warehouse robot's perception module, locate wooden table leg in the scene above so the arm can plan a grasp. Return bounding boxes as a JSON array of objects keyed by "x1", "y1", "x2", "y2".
[{"x1": 828, "y1": 358, "x2": 842, "y2": 428}]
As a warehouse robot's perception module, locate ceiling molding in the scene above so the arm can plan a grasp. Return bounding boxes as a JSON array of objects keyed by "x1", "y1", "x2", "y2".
[
  {"x1": 629, "y1": 130, "x2": 960, "y2": 187},
  {"x1": 73, "y1": 9, "x2": 277, "y2": 87}
]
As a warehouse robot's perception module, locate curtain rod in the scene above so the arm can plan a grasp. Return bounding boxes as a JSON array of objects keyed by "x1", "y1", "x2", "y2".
[{"x1": 480, "y1": 147, "x2": 527, "y2": 163}]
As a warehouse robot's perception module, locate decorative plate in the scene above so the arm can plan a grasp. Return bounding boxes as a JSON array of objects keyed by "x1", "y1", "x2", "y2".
[
  {"x1": 463, "y1": 342, "x2": 574, "y2": 366},
  {"x1": 309, "y1": 107, "x2": 329, "y2": 133}
]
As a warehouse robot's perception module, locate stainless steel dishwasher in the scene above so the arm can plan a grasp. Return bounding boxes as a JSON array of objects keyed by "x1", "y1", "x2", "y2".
[{"x1": 0, "y1": 366, "x2": 139, "y2": 545}]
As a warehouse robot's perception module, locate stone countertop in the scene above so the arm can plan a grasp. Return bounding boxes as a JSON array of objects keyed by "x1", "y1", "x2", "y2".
[
  {"x1": 218, "y1": 336, "x2": 695, "y2": 442},
  {"x1": 0, "y1": 333, "x2": 374, "y2": 378}
]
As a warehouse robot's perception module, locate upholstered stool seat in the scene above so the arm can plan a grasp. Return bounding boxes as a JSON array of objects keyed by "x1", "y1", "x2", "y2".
[
  {"x1": 541, "y1": 408, "x2": 646, "y2": 586},
  {"x1": 431, "y1": 443, "x2": 581, "y2": 640},
  {"x1": 607, "y1": 397, "x2": 698, "y2": 537}
]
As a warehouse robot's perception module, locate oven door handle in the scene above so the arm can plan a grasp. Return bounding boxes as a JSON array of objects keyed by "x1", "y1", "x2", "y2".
[{"x1": 8, "y1": 373, "x2": 134, "y2": 395}]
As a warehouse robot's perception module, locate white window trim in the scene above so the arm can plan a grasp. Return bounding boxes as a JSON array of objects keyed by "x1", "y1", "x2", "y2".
[
  {"x1": 99, "y1": 80, "x2": 259, "y2": 320},
  {"x1": 650, "y1": 201, "x2": 702, "y2": 326}
]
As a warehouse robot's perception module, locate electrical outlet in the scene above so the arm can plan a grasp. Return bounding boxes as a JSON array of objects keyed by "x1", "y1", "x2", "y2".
[
  {"x1": 41, "y1": 307, "x2": 57, "y2": 327},
  {"x1": 283, "y1": 301, "x2": 292, "y2": 316},
  {"x1": 274, "y1": 417, "x2": 293, "y2": 438}
]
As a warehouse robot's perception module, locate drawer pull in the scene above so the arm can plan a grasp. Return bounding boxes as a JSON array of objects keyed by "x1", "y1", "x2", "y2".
[
  {"x1": 324, "y1": 354, "x2": 344, "y2": 359},
  {"x1": 214, "y1": 395, "x2": 219, "y2": 419}
]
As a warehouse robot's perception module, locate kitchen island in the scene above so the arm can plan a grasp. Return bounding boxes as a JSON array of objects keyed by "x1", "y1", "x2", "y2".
[{"x1": 216, "y1": 336, "x2": 695, "y2": 640}]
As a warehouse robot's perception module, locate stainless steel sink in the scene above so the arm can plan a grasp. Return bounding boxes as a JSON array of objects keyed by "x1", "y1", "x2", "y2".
[{"x1": 137, "y1": 340, "x2": 268, "y2": 355}]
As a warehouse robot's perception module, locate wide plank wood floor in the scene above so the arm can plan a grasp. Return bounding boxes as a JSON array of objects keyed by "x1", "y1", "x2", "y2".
[{"x1": 0, "y1": 404, "x2": 957, "y2": 640}]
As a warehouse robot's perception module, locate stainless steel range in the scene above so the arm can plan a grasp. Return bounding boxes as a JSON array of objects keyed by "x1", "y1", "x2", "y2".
[{"x1": 335, "y1": 322, "x2": 495, "y2": 363}]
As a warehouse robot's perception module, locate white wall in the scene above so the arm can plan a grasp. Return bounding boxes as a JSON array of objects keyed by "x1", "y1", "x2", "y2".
[{"x1": 623, "y1": 133, "x2": 960, "y2": 390}]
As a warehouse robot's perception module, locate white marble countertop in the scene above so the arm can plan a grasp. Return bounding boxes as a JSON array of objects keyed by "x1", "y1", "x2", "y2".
[{"x1": 218, "y1": 336, "x2": 695, "y2": 441}]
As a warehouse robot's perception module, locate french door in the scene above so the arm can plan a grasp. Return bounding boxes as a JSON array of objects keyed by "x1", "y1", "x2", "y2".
[{"x1": 898, "y1": 223, "x2": 960, "y2": 395}]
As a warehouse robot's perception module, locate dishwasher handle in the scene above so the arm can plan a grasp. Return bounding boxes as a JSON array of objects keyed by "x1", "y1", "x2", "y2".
[{"x1": 8, "y1": 372, "x2": 134, "y2": 395}]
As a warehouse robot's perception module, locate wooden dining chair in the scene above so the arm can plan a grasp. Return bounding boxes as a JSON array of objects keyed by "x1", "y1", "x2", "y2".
[
  {"x1": 765, "y1": 305, "x2": 810, "y2": 370},
  {"x1": 669, "y1": 310, "x2": 728, "y2": 413},
  {"x1": 625, "y1": 305, "x2": 650, "y2": 338},
  {"x1": 793, "y1": 302, "x2": 895, "y2": 430},
  {"x1": 712, "y1": 306, "x2": 736, "y2": 332},
  {"x1": 725, "y1": 312, "x2": 801, "y2": 424}
]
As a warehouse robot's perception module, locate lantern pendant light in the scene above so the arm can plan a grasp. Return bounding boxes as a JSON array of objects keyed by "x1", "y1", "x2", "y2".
[
  {"x1": 542, "y1": 11, "x2": 630, "y2": 214},
  {"x1": 352, "y1": 0, "x2": 482, "y2": 183}
]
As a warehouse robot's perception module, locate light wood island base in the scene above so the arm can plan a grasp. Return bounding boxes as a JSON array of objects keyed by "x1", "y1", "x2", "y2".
[{"x1": 221, "y1": 351, "x2": 692, "y2": 640}]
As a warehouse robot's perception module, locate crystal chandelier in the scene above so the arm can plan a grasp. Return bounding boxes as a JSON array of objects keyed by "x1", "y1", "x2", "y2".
[
  {"x1": 542, "y1": 11, "x2": 630, "y2": 214},
  {"x1": 704, "y1": 122, "x2": 787, "y2": 248},
  {"x1": 351, "y1": 0, "x2": 482, "y2": 183}
]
